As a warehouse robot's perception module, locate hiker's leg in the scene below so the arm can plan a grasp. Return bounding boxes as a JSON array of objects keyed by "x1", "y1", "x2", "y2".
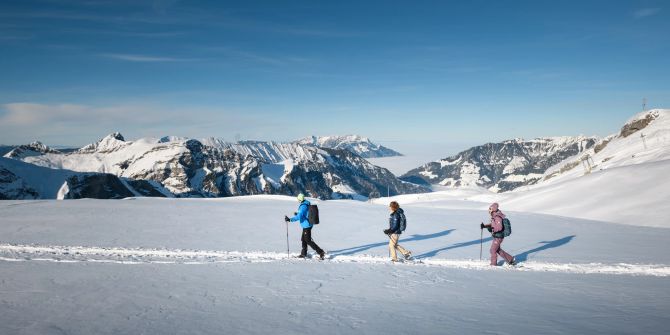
[
  {"x1": 396, "y1": 239, "x2": 410, "y2": 257},
  {"x1": 490, "y1": 237, "x2": 502, "y2": 265},
  {"x1": 303, "y1": 228, "x2": 323, "y2": 254},
  {"x1": 300, "y1": 228, "x2": 309, "y2": 256},
  {"x1": 389, "y1": 234, "x2": 399, "y2": 261},
  {"x1": 497, "y1": 238, "x2": 514, "y2": 263}
]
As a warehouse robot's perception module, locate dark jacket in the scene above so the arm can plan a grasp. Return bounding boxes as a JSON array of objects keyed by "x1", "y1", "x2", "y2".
[{"x1": 388, "y1": 208, "x2": 405, "y2": 234}]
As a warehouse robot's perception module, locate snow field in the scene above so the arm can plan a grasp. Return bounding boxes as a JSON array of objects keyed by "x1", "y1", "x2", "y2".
[
  {"x1": 1, "y1": 260, "x2": 668, "y2": 334},
  {"x1": 1, "y1": 196, "x2": 669, "y2": 334}
]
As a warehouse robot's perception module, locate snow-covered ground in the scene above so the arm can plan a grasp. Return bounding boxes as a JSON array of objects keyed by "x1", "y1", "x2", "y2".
[{"x1": 1, "y1": 196, "x2": 668, "y2": 334}]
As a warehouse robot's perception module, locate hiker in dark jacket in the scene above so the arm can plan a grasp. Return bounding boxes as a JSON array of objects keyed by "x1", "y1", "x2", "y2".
[
  {"x1": 481, "y1": 202, "x2": 516, "y2": 266},
  {"x1": 285, "y1": 193, "x2": 325, "y2": 260},
  {"x1": 383, "y1": 201, "x2": 412, "y2": 262}
]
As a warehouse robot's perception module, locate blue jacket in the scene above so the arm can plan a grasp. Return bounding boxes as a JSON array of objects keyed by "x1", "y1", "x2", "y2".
[
  {"x1": 388, "y1": 208, "x2": 405, "y2": 234},
  {"x1": 290, "y1": 200, "x2": 312, "y2": 229}
]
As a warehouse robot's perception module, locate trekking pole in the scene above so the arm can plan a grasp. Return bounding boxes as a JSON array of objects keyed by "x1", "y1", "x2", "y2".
[
  {"x1": 285, "y1": 220, "x2": 290, "y2": 259},
  {"x1": 387, "y1": 233, "x2": 391, "y2": 258},
  {"x1": 479, "y1": 224, "x2": 483, "y2": 261}
]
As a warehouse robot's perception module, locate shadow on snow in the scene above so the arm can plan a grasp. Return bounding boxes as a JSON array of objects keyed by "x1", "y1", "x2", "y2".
[
  {"x1": 415, "y1": 236, "x2": 494, "y2": 259},
  {"x1": 329, "y1": 229, "x2": 455, "y2": 257},
  {"x1": 329, "y1": 231, "x2": 576, "y2": 262},
  {"x1": 514, "y1": 235, "x2": 576, "y2": 263}
]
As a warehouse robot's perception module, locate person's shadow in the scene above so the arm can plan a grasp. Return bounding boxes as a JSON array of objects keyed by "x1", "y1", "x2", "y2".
[
  {"x1": 415, "y1": 236, "x2": 493, "y2": 259},
  {"x1": 329, "y1": 229, "x2": 455, "y2": 256},
  {"x1": 513, "y1": 235, "x2": 576, "y2": 263}
]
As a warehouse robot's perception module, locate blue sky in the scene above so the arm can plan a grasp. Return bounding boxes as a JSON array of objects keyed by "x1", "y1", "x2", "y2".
[{"x1": 0, "y1": 0, "x2": 668, "y2": 156}]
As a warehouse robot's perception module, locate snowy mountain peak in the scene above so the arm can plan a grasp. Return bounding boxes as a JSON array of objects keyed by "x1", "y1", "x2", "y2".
[
  {"x1": 108, "y1": 132, "x2": 125, "y2": 141},
  {"x1": 78, "y1": 132, "x2": 128, "y2": 153},
  {"x1": 295, "y1": 135, "x2": 402, "y2": 158},
  {"x1": 159, "y1": 135, "x2": 188, "y2": 143},
  {"x1": 4, "y1": 141, "x2": 61, "y2": 159},
  {"x1": 620, "y1": 109, "x2": 665, "y2": 138}
]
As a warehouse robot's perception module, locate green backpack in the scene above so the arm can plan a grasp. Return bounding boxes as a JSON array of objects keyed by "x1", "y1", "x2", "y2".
[{"x1": 493, "y1": 218, "x2": 512, "y2": 238}]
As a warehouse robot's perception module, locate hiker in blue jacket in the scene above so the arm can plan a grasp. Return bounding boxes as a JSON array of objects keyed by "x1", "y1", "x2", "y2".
[{"x1": 284, "y1": 193, "x2": 325, "y2": 259}]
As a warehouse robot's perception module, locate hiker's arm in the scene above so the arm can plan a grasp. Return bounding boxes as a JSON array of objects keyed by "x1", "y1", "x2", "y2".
[
  {"x1": 389, "y1": 214, "x2": 399, "y2": 233},
  {"x1": 291, "y1": 204, "x2": 307, "y2": 222}
]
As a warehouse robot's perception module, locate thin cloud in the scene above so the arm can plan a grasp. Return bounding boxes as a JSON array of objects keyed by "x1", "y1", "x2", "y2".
[
  {"x1": 99, "y1": 53, "x2": 198, "y2": 62},
  {"x1": 0, "y1": 102, "x2": 288, "y2": 146},
  {"x1": 202, "y1": 46, "x2": 313, "y2": 66},
  {"x1": 633, "y1": 8, "x2": 661, "y2": 19},
  {"x1": 59, "y1": 28, "x2": 187, "y2": 38}
]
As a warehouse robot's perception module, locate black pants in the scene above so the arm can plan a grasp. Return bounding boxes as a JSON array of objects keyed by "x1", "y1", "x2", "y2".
[{"x1": 301, "y1": 227, "x2": 324, "y2": 256}]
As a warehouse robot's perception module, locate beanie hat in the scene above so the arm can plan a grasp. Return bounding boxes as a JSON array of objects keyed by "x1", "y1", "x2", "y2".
[{"x1": 297, "y1": 193, "x2": 305, "y2": 202}]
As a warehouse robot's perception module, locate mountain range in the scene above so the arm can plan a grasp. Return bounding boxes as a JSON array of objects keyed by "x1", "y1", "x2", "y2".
[
  {"x1": 400, "y1": 136, "x2": 598, "y2": 192},
  {"x1": 401, "y1": 109, "x2": 669, "y2": 195},
  {"x1": 1, "y1": 134, "x2": 423, "y2": 200},
  {"x1": 2, "y1": 109, "x2": 668, "y2": 200}
]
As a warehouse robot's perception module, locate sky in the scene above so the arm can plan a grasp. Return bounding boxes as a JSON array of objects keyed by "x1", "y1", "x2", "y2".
[{"x1": 0, "y1": 0, "x2": 668, "y2": 157}]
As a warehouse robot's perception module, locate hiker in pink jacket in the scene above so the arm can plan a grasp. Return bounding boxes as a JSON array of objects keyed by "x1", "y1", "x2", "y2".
[{"x1": 481, "y1": 203, "x2": 516, "y2": 266}]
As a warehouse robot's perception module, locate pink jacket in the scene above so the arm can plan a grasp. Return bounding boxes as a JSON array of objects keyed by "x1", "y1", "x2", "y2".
[{"x1": 489, "y1": 211, "x2": 506, "y2": 233}]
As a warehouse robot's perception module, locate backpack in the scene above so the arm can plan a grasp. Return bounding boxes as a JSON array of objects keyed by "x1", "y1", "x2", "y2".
[
  {"x1": 307, "y1": 204, "x2": 320, "y2": 225},
  {"x1": 398, "y1": 211, "x2": 407, "y2": 232},
  {"x1": 502, "y1": 218, "x2": 512, "y2": 237},
  {"x1": 492, "y1": 217, "x2": 512, "y2": 238}
]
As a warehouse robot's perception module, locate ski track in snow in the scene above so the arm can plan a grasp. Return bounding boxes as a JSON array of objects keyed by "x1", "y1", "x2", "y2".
[{"x1": 0, "y1": 243, "x2": 668, "y2": 277}]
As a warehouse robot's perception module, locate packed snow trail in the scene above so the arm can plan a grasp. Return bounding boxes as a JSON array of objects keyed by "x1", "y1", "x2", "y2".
[{"x1": 1, "y1": 242, "x2": 668, "y2": 277}]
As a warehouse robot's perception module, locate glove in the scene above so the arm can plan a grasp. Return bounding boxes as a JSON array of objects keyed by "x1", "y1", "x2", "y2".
[
  {"x1": 383, "y1": 229, "x2": 392, "y2": 235},
  {"x1": 284, "y1": 215, "x2": 290, "y2": 222},
  {"x1": 480, "y1": 223, "x2": 485, "y2": 230}
]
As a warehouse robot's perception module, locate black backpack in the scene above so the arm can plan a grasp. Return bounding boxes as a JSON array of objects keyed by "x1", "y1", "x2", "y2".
[
  {"x1": 308, "y1": 204, "x2": 320, "y2": 225},
  {"x1": 398, "y1": 211, "x2": 406, "y2": 232}
]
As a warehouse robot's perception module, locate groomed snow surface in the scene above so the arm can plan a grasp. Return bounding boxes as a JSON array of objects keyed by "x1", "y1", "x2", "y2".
[{"x1": 1, "y1": 196, "x2": 669, "y2": 334}]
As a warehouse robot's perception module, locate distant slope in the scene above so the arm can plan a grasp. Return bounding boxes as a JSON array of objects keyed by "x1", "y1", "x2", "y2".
[
  {"x1": 401, "y1": 137, "x2": 596, "y2": 192},
  {"x1": 499, "y1": 159, "x2": 670, "y2": 227},
  {"x1": 536, "y1": 109, "x2": 670, "y2": 186},
  {"x1": 0, "y1": 157, "x2": 137, "y2": 199},
  {"x1": 0, "y1": 146, "x2": 16, "y2": 157}
]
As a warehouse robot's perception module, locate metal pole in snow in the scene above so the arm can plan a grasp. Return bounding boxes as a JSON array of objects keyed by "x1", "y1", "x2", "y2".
[
  {"x1": 480, "y1": 224, "x2": 483, "y2": 261},
  {"x1": 286, "y1": 220, "x2": 290, "y2": 258}
]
